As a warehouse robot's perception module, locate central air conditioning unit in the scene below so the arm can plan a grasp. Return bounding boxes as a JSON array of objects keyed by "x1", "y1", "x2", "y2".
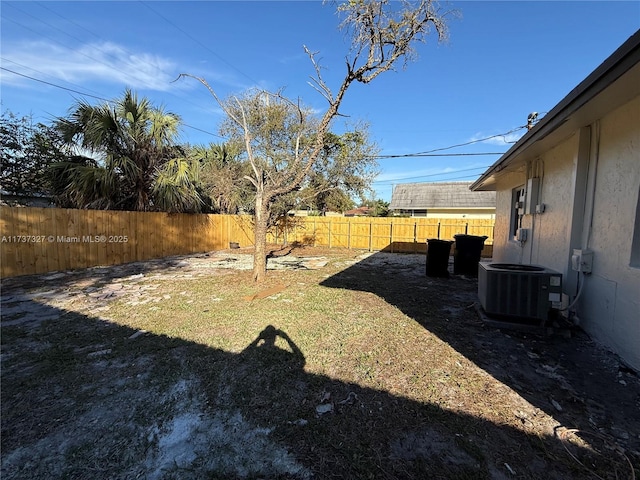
[{"x1": 478, "y1": 263, "x2": 562, "y2": 322}]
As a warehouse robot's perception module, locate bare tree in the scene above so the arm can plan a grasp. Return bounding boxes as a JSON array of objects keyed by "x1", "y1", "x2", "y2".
[{"x1": 179, "y1": 0, "x2": 450, "y2": 282}]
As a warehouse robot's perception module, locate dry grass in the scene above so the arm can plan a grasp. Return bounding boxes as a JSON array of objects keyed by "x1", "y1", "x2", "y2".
[{"x1": 1, "y1": 247, "x2": 638, "y2": 479}]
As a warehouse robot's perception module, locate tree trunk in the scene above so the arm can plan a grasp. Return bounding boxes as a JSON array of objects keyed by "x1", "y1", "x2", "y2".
[{"x1": 252, "y1": 193, "x2": 269, "y2": 283}]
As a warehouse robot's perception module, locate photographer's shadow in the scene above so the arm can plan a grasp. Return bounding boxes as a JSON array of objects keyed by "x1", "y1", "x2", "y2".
[
  {"x1": 223, "y1": 325, "x2": 308, "y2": 414},
  {"x1": 242, "y1": 325, "x2": 305, "y2": 368}
]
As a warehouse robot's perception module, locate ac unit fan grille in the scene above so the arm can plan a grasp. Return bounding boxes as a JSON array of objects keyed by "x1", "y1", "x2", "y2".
[{"x1": 478, "y1": 263, "x2": 562, "y2": 321}]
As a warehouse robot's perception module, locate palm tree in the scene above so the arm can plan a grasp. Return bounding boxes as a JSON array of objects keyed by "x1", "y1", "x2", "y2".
[{"x1": 54, "y1": 89, "x2": 201, "y2": 212}]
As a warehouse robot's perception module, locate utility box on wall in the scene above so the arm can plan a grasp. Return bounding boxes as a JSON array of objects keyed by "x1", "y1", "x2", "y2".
[
  {"x1": 572, "y1": 248, "x2": 594, "y2": 273},
  {"x1": 525, "y1": 178, "x2": 540, "y2": 215}
]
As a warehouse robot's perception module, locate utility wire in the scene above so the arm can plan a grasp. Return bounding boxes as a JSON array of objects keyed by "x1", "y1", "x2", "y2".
[
  {"x1": 1, "y1": 67, "x2": 224, "y2": 138},
  {"x1": 373, "y1": 166, "x2": 491, "y2": 184},
  {"x1": 1, "y1": 67, "x2": 109, "y2": 101},
  {"x1": 2, "y1": 66, "x2": 523, "y2": 153},
  {"x1": 373, "y1": 127, "x2": 526, "y2": 159},
  {"x1": 3, "y1": 68, "x2": 516, "y2": 152},
  {"x1": 417, "y1": 127, "x2": 525, "y2": 153},
  {"x1": 1, "y1": 58, "x2": 108, "y2": 101},
  {"x1": 3, "y1": 3, "x2": 533, "y2": 158},
  {"x1": 0, "y1": 11, "x2": 157, "y2": 90},
  {"x1": 5, "y1": 3, "x2": 133, "y2": 69},
  {"x1": 2, "y1": 3, "x2": 225, "y2": 123},
  {"x1": 139, "y1": 1, "x2": 259, "y2": 86},
  {"x1": 375, "y1": 152, "x2": 504, "y2": 159},
  {"x1": 0, "y1": 57, "x2": 107, "y2": 98},
  {"x1": 433, "y1": 173, "x2": 486, "y2": 182}
]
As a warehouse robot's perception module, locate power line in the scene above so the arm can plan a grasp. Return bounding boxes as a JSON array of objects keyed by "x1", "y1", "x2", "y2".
[
  {"x1": 2, "y1": 66, "x2": 520, "y2": 154},
  {"x1": 2, "y1": 4, "x2": 531, "y2": 159},
  {"x1": 373, "y1": 127, "x2": 525, "y2": 159},
  {"x1": 3, "y1": 2, "x2": 226, "y2": 125},
  {"x1": 415, "y1": 127, "x2": 525, "y2": 154},
  {"x1": 0, "y1": 10, "x2": 155, "y2": 90},
  {"x1": 0, "y1": 67, "x2": 224, "y2": 139},
  {"x1": 1, "y1": 58, "x2": 108, "y2": 100},
  {"x1": 7, "y1": 2, "x2": 108, "y2": 57},
  {"x1": 139, "y1": 1, "x2": 259, "y2": 86},
  {"x1": 439, "y1": 173, "x2": 487, "y2": 182},
  {"x1": 375, "y1": 152, "x2": 505, "y2": 159},
  {"x1": 1, "y1": 66, "x2": 109, "y2": 101},
  {"x1": 3, "y1": 67, "x2": 509, "y2": 152},
  {"x1": 182, "y1": 123, "x2": 223, "y2": 139},
  {"x1": 374, "y1": 166, "x2": 491, "y2": 184}
]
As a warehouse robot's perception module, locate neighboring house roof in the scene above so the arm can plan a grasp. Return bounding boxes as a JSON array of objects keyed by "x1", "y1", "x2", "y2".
[
  {"x1": 471, "y1": 29, "x2": 640, "y2": 192},
  {"x1": 344, "y1": 206, "x2": 373, "y2": 216},
  {"x1": 389, "y1": 182, "x2": 496, "y2": 210}
]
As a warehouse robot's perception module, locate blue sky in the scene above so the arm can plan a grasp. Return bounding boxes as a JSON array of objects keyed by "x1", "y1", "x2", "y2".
[{"x1": 1, "y1": 1, "x2": 638, "y2": 202}]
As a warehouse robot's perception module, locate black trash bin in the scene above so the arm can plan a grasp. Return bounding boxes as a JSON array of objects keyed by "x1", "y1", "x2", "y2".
[
  {"x1": 453, "y1": 234, "x2": 488, "y2": 276},
  {"x1": 426, "y1": 239, "x2": 453, "y2": 277}
]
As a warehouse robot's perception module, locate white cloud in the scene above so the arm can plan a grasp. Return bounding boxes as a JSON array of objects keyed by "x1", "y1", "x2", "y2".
[
  {"x1": 2, "y1": 40, "x2": 184, "y2": 91},
  {"x1": 278, "y1": 52, "x2": 307, "y2": 65}
]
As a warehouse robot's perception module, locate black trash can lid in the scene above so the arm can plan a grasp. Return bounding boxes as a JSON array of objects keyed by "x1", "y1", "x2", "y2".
[{"x1": 454, "y1": 234, "x2": 488, "y2": 240}]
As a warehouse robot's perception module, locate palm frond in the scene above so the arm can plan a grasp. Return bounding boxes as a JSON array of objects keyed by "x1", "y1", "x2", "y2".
[
  {"x1": 152, "y1": 157, "x2": 202, "y2": 213},
  {"x1": 61, "y1": 163, "x2": 118, "y2": 209}
]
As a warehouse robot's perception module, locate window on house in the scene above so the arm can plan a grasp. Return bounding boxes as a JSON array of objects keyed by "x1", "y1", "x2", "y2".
[
  {"x1": 630, "y1": 186, "x2": 640, "y2": 268},
  {"x1": 511, "y1": 186, "x2": 525, "y2": 240}
]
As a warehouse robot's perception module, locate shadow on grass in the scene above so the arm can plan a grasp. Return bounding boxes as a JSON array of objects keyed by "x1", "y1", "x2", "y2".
[
  {"x1": 319, "y1": 251, "x2": 640, "y2": 479},
  {"x1": 2, "y1": 291, "x2": 635, "y2": 479}
]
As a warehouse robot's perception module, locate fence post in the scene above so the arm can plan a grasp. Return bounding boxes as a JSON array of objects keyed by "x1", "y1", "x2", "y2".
[
  {"x1": 348, "y1": 221, "x2": 351, "y2": 249},
  {"x1": 369, "y1": 221, "x2": 372, "y2": 252},
  {"x1": 329, "y1": 220, "x2": 332, "y2": 249},
  {"x1": 283, "y1": 217, "x2": 288, "y2": 246},
  {"x1": 413, "y1": 222, "x2": 417, "y2": 253},
  {"x1": 390, "y1": 222, "x2": 394, "y2": 253}
]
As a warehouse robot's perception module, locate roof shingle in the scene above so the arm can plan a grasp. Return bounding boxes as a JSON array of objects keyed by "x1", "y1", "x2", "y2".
[{"x1": 389, "y1": 182, "x2": 496, "y2": 210}]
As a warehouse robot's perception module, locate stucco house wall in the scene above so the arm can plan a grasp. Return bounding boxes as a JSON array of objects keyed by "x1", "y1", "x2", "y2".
[
  {"x1": 487, "y1": 96, "x2": 640, "y2": 370},
  {"x1": 472, "y1": 31, "x2": 640, "y2": 370},
  {"x1": 492, "y1": 137, "x2": 579, "y2": 270},
  {"x1": 580, "y1": 96, "x2": 640, "y2": 367}
]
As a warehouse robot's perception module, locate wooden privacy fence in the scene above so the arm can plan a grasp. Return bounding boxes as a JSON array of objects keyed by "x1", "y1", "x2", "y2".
[
  {"x1": 0, "y1": 207, "x2": 253, "y2": 278},
  {"x1": 1, "y1": 206, "x2": 494, "y2": 278},
  {"x1": 269, "y1": 216, "x2": 494, "y2": 254}
]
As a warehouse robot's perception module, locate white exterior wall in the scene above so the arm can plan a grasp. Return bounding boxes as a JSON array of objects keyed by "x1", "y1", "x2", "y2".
[
  {"x1": 527, "y1": 137, "x2": 580, "y2": 273},
  {"x1": 580, "y1": 96, "x2": 640, "y2": 370},
  {"x1": 492, "y1": 189, "x2": 513, "y2": 262},
  {"x1": 491, "y1": 95, "x2": 640, "y2": 370},
  {"x1": 492, "y1": 173, "x2": 526, "y2": 262},
  {"x1": 492, "y1": 135, "x2": 579, "y2": 273}
]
